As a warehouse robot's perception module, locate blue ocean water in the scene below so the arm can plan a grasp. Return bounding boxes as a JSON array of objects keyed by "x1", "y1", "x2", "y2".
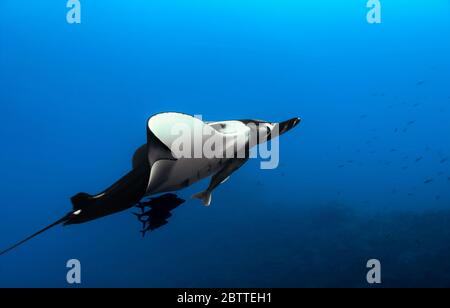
[{"x1": 0, "y1": 0, "x2": 449, "y2": 287}]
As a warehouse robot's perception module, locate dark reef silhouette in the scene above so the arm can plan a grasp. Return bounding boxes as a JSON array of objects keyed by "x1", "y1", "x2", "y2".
[{"x1": 225, "y1": 202, "x2": 450, "y2": 288}]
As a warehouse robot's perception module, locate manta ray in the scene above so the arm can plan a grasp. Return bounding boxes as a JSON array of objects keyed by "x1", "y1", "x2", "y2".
[{"x1": 0, "y1": 112, "x2": 300, "y2": 255}]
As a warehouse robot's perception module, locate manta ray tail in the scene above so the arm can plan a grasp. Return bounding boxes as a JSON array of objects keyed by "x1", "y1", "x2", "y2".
[
  {"x1": 0, "y1": 213, "x2": 72, "y2": 256},
  {"x1": 192, "y1": 191, "x2": 212, "y2": 206}
]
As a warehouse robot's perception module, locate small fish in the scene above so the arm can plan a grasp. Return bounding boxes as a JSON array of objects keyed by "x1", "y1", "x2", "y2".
[
  {"x1": 390, "y1": 148, "x2": 397, "y2": 152},
  {"x1": 360, "y1": 114, "x2": 368, "y2": 119},
  {"x1": 424, "y1": 179, "x2": 433, "y2": 184},
  {"x1": 415, "y1": 156, "x2": 423, "y2": 162},
  {"x1": 436, "y1": 195, "x2": 441, "y2": 201},
  {"x1": 407, "y1": 120, "x2": 416, "y2": 126},
  {"x1": 440, "y1": 158, "x2": 448, "y2": 164},
  {"x1": 416, "y1": 80, "x2": 425, "y2": 86},
  {"x1": 338, "y1": 165, "x2": 345, "y2": 168}
]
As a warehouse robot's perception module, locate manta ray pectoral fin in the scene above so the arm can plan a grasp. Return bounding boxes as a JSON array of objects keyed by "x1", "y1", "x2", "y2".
[
  {"x1": 192, "y1": 190, "x2": 212, "y2": 206},
  {"x1": 221, "y1": 176, "x2": 230, "y2": 184},
  {"x1": 70, "y1": 192, "x2": 95, "y2": 211},
  {"x1": 132, "y1": 144, "x2": 148, "y2": 169},
  {"x1": 270, "y1": 117, "x2": 301, "y2": 139}
]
